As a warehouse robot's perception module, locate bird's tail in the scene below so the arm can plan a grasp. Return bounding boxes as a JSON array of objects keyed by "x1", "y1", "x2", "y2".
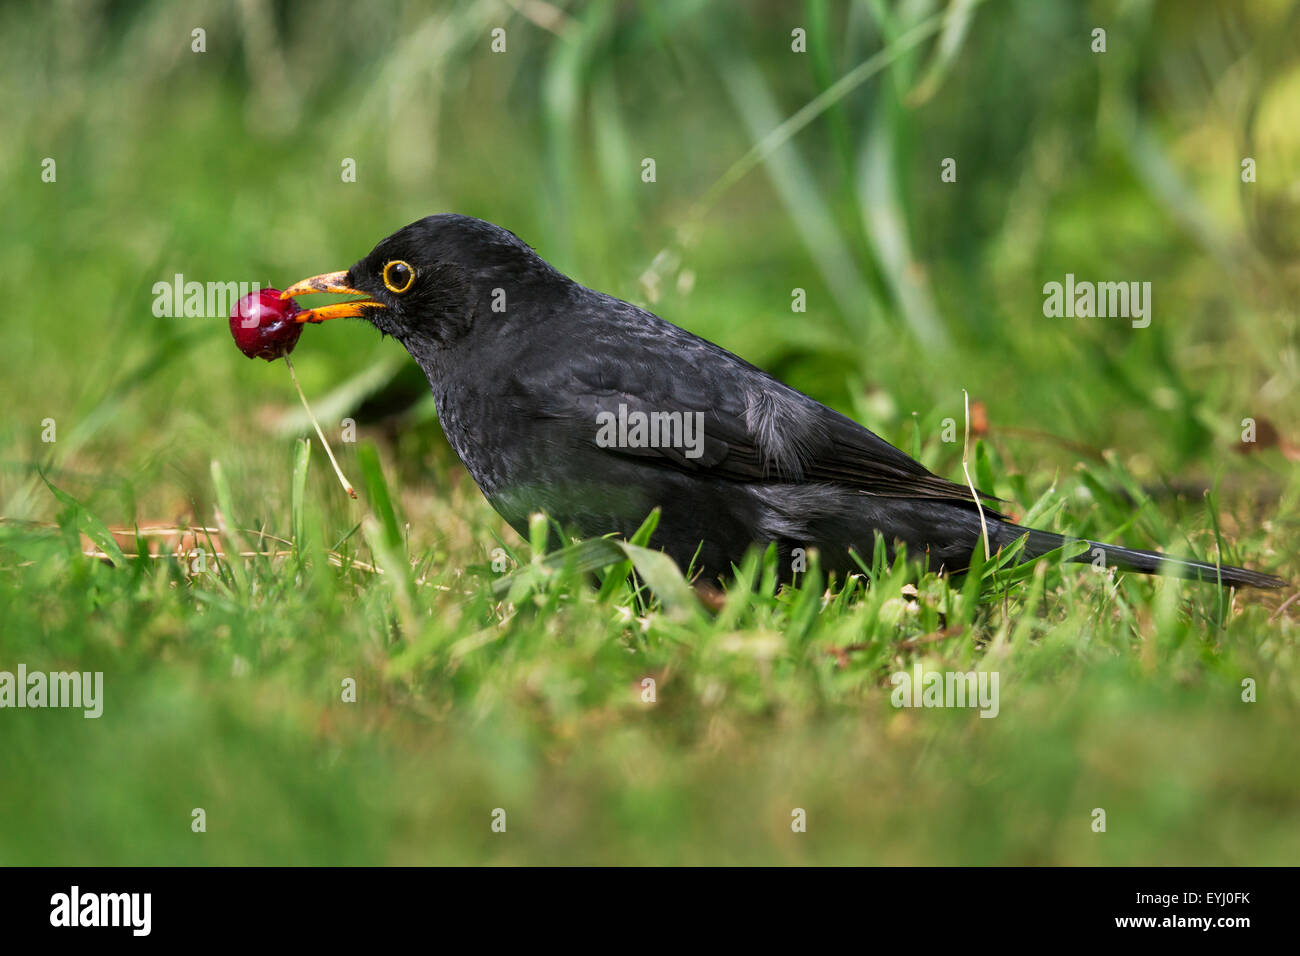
[{"x1": 1007, "y1": 525, "x2": 1286, "y2": 589}]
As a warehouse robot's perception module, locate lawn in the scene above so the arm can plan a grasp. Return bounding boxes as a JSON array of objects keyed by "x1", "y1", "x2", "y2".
[{"x1": 1, "y1": 0, "x2": 1297, "y2": 865}]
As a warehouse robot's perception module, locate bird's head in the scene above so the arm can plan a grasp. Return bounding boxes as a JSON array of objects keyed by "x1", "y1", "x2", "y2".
[{"x1": 281, "y1": 214, "x2": 560, "y2": 349}]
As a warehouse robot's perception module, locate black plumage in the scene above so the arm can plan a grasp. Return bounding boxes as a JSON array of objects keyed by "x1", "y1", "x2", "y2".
[{"x1": 288, "y1": 214, "x2": 1285, "y2": 590}]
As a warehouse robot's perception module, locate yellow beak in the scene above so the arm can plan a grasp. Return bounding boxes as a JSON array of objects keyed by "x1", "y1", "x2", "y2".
[{"x1": 280, "y1": 271, "x2": 386, "y2": 323}]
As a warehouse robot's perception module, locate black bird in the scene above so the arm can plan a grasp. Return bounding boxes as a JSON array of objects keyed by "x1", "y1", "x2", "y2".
[{"x1": 282, "y1": 214, "x2": 1285, "y2": 590}]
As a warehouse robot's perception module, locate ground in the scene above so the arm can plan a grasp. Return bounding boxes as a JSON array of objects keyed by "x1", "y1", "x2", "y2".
[{"x1": 1, "y1": 0, "x2": 1297, "y2": 864}]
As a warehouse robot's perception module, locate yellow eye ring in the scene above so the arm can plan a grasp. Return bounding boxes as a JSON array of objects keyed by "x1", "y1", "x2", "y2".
[{"x1": 382, "y1": 260, "x2": 415, "y2": 294}]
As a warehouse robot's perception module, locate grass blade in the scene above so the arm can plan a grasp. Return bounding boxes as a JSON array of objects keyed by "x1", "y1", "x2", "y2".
[{"x1": 41, "y1": 474, "x2": 126, "y2": 566}]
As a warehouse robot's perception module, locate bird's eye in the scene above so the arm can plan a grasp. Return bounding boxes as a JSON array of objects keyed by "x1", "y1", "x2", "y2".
[{"x1": 382, "y1": 260, "x2": 414, "y2": 294}]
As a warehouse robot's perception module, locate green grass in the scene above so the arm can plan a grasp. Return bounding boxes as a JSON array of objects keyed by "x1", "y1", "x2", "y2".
[{"x1": 1, "y1": 0, "x2": 1298, "y2": 865}]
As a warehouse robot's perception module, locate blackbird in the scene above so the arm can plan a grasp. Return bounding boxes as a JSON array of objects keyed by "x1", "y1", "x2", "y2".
[{"x1": 282, "y1": 214, "x2": 1285, "y2": 589}]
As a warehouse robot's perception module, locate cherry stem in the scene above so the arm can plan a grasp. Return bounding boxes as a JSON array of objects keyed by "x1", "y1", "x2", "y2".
[{"x1": 284, "y1": 355, "x2": 358, "y2": 500}]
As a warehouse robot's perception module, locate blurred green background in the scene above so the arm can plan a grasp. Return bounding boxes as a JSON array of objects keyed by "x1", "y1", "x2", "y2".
[{"x1": 1, "y1": 0, "x2": 1297, "y2": 864}]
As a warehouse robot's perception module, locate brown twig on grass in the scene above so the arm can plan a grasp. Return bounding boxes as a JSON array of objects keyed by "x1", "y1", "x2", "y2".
[{"x1": 825, "y1": 626, "x2": 965, "y2": 667}]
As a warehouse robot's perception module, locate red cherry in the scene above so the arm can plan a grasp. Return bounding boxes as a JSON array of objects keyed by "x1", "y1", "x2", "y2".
[{"x1": 229, "y1": 288, "x2": 304, "y2": 361}]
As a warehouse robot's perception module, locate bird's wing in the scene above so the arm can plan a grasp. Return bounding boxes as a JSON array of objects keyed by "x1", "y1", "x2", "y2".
[{"x1": 524, "y1": 311, "x2": 1001, "y2": 510}]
